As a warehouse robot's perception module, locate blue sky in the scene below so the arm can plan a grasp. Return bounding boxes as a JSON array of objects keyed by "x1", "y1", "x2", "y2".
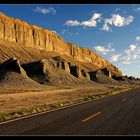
[{"x1": 0, "y1": 4, "x2": 140, "y2": 77}]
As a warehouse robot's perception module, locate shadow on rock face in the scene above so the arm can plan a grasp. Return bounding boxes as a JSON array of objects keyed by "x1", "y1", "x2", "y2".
[
  {"x1": 0, "y1": 58, "x2": 43, "y2": 89},
  {"x1": 22, "y1": 60, "x2": 49, "y2": 85}
]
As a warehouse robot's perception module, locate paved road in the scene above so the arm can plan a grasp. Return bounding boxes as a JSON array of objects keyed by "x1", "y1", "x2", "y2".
[{"x1": 0, "y1": 88, "x2": 140, "y2": 135}]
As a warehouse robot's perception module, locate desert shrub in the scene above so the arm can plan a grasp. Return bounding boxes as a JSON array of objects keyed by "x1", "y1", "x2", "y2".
[
  {"x1": 0, "y1": 115, "x2": 4, "y2": 121},
  {"x1": 59, "y1": 103, "x2": 64, "y2": 107},
  {"x1": 111, "y1": 90, "x2": 120, "y2": 95},
  {"x1": 13, "y1": 113, "x2": 20, "y2": 118},
  {"x1": 84, "y1": 97, "x2": 90, "y2": 101},
  {"x1": 3, "y1": 114, "x2": 11, "y2": 120},
  {"x1": 23, "y1": 111, "x2": 29, "y2": 116},
  {"x1": 43, "y1": 108, "x2": 47, "y2": 112},
  {"x1": 84, "y1": 94, "x2": 105, "y2": 101},
  {"x1": 10, "y1": 112, "x2": 16, "y2": 116},
  {"x1": 36, "y1": 108, "x2": 42, "y2": 112},
  {"x1": 50, "y1": 104, "x2": 60, "y2": 109},
  {"x1": 31, "y1": 109, "x2": 37, "y2": 114}
]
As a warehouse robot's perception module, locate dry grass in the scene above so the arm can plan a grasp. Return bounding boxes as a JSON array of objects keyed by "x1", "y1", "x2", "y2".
[
  {"x1": 0, "y1": 84, "x2": 133, "y2": 114},
  {"x1": 0, "y1": 84, "x2": 138, "y2": 122},
  {"x1": 0, "y1": 85, "x2": 109, "y2": 114}
]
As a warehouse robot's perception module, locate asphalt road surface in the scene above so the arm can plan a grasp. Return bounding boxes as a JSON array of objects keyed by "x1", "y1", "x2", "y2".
[{"x1": 0, "y1": 88, "x2": 140, "y2": 135}]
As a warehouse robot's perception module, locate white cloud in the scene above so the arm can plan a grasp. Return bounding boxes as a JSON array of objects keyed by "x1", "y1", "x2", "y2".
[
  {"x1": 124, "y1": 16, "x2": 134, "y2": 25},
  {"x1": 75, "y1": 32, "x2": 79, "y2": 35},
  {"x1": 61, "y1": 29, "x2": 68, "y2": 34},
  {"x1": 81, "y1": 21, "x2": 96, "y2": 27},
  {"x1": 65, "y1": 13, "x2": 133, "y2": 32},
  {"x1": 105, "y1": 37, "x2": 140, "y2": 65},
  {"x1": 92, "y1": 13, "x2": 102, "y2": 20},
  {"x1": 81, "y1": 13, "x2": 102, "y2": 27},
  {"x1": 64, "y1": 13, "x2": 102, "y2": 27},
  {"x1": 61, "y1": 29, "x2": 79, "y2": 36},
  {"x1": 110, "y1": 54, "x2": 121, "y2": 62},
  {"x1": 102, "y1": 14, "x2": 134, "y2": 31},
  {"x1": 93, "y1": 39, "x2": 140, "y2": 66},
  {"x1": 33, "y1": 7, "x2": 56, "y2": 15},
  {"x1": 112, "y1": 14, "x2": 133, "y2": 27},
  {"x1": 136, "y1": 36, "x2": 140, "y2": 41},
  {"x1": 102, "y1": 23, "x2": 111, "y2": 31},
  {"x1": 122, "y1": 61, "x2": 131, "y2": 64},
  {"x1": 109, "y1": 44, "x2": 140, "y2": 64},
  {"x1": 94, "y1": 44, "x2": 115, "y2": 55},
  {"x1": 121, "y1": 44, "x2": 140, "y2": 64},
  {"x1": 129, "y1": 44, "x2": 136, "y2": 51},
  {"x1": 115, "y1": 8, "x2": 121, "y2": 12},
  {"x1": 64, "y1": 20, "x2": 80, "y2": 27}
]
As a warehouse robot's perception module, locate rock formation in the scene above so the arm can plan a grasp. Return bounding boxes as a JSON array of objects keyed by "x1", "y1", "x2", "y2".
[
  {"x1": 0, "y1": 12, "x2": 122, "y2": 76},
  {"x1": 88, "y1": 69, "x2": 118, "y2": 84},
  {"x1": 22, "y1": 58, "x2": 89, "y2": 86},
  {"x1": 0, "y1": 57, "x2": 27, "y2": 77},
  {"x1": 0, "y1": 57, "x2": 43, "y2": 90}
]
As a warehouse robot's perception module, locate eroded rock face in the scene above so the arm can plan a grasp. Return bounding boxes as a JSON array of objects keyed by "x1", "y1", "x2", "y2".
[
  {"x1": 100, "y1": 68, "x2": 112, "y2": 78},
  {"x1": 0, "y1": 57, "x2": 27, "y2": 76},
  {"x1": 53, "y1": 56, "x2": 70, "y2": 73},
  {"x1": 21, "y1": 58, "x2": 85, "y2": 86},
  {"x1": 0, "y1": 12, "x2": 122, "y2": 76},
  {"x1": 88, "y1": 70, "x2": 118, "y2": 84},
  {"x1": 0, "y1": 58, "x2": 46, "y2": 90},
  {"x1": 112, "y1": 75, "x2": 126, "y2": 81},
  {"x1": 88, "y1": 71, "x2": 97, "y2": 81}
]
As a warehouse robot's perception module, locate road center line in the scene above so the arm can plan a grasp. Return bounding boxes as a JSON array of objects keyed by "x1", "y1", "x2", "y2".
[{"x1": 82, "y1": 112, "x2": 102, "y2": 122}]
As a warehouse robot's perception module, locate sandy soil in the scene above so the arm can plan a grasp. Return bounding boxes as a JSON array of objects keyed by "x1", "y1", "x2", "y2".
[{"x1": 0, "y1": 85, "x2": 114, "y2": 114}]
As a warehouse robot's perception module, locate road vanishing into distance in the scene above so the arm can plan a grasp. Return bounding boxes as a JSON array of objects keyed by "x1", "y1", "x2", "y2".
[{"x1": 0, "y1": 88, "x2": 140, "y2": 135}]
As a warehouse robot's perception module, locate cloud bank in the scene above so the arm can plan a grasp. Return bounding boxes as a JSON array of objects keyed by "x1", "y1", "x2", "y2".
[
  {"x1": 64, "y1": 13, "x2": 134, "y2": 32},
  {"x1": 94, "y1": 44, "x2": 115, "y2": 55},
  {"x1": 64, "y1": 13, "x2": 102, "y2": 27}
]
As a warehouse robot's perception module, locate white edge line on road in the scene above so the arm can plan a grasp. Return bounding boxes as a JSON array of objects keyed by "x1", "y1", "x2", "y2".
[{"x1": 0, "y1": 99, "x2": 96, "y2": 125}]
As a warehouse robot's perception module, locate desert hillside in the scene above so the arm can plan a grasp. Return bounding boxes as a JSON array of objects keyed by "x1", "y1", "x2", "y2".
[
  {"x1": 0, "y1": 11, "x2": 139, "y2": 121},
  {"x1": 0, "y1": 11, "x2": 128, "y2": 90},
  {"x1": 0, "y1": 12, "x2": 121, "y2": 76}
]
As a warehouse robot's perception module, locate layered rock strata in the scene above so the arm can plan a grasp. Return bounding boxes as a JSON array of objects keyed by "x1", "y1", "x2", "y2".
[{"x1": 0, "y1": 12, "x2": 122, "y2": 76}]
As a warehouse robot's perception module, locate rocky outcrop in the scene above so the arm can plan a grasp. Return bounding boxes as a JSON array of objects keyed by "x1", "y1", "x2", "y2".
[
  {"x1": 100, "y1": 68, "x2": 112, "y2": 78},
  {"x1": 0, "y1": 57, "x2": 42, "y2": 89},
  {"x1": 21, "y1": 60, "x2": 49, "y2": 84},
  {"x1": 0, "y1": 12, "x2": 122, "y2": 76},
  {"x1": 52, "y1": 56, "x2": 91, "y2": 80},
  {"x1": 0, "y1": 57, "x2": 26, "y2": 76},
  {"x1": 53, "y1": 56, "x2": 70, "y2": 73},
  {"x1": 112, "y1": 75, "x2": 126, "y2": 81},
  {"x1": 22, "y1": 58, "x2": 86, "y2": 86},
  {"x1": 88, "y1": 69, "x2": 118, "y2": 84}
]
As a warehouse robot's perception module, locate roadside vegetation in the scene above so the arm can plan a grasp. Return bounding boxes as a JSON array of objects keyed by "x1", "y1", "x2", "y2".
[{"x1": 0, "y1": 85, "x2": 139, "y2": 123}]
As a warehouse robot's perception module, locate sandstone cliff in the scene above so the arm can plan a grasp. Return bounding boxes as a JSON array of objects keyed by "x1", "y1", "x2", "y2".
[{"x1": 0, "y1": 12, "x2": 122, "y2": 76}]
